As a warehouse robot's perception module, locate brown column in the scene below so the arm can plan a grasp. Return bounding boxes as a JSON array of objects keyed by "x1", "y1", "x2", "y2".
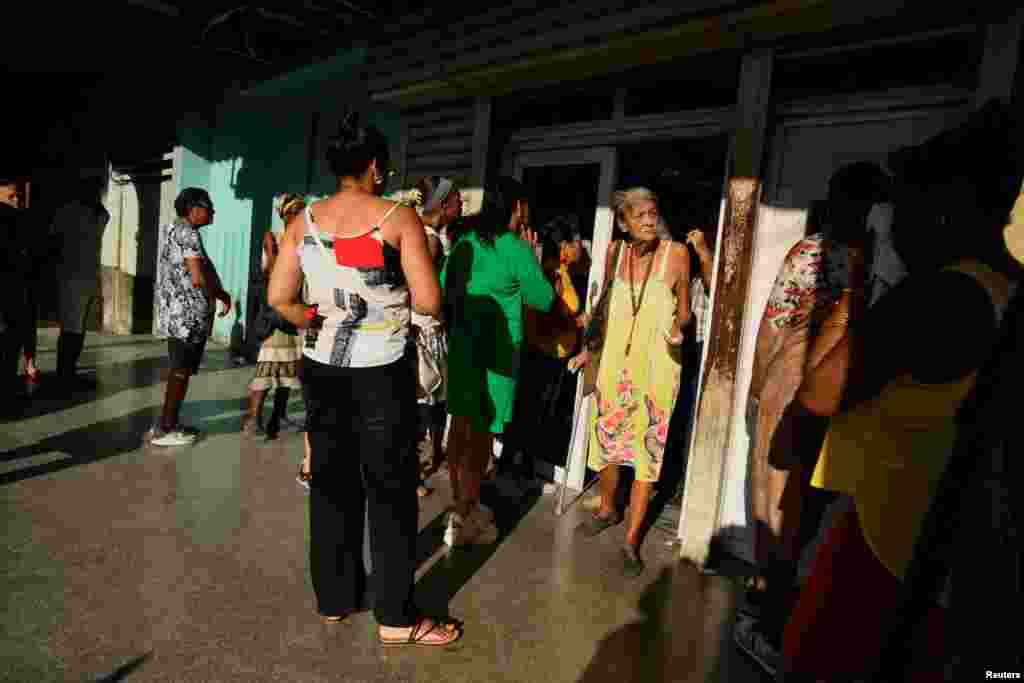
[{"x1": 678, "y1": 49, "x2": 772, "y2": 566}]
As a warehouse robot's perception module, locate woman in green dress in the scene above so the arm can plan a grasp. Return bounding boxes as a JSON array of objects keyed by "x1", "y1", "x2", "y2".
[
  {"x1": 441, "y1": 176, "x2": 555, "y2": 547},
  {"x1": 569, "y1": 187, "x2": 691, "y2": 576}
]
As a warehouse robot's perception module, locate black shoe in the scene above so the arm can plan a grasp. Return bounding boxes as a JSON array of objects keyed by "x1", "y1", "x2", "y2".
[
  {"x1": 515, "y1": 475, "x2": 545, "y2": 496},
  {"x1": 281, "y1": 414, "x2": 306, "y2": 431},
  {"x1": 621, "y1": 546, "x2": 644, "y2": 578},
  {"x1": 733, "y1": 612, "x2": 781, "y2": 678},
  {"x1": 59, "y1": 374, "x2": 98, "y2": 393}
]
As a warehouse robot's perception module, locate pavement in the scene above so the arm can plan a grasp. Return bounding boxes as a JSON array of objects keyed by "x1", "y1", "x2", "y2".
[{"x1": 0, "y1": 330, "x2": 771, "y2": 683}]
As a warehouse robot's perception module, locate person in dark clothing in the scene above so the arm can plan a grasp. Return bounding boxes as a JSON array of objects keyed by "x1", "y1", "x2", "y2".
[
  {"x1": 51, "y1": 178, "x2": 111, "y2": 391},
  {"x1": 501, "y1": 214, "x2": 587, "y2": 488},
  {"x1": 0, "y1": 177, "x2": 41, "y2": 407}
]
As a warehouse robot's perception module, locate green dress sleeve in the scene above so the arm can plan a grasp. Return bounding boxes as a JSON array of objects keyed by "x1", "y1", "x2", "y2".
[{"x1": 507, "y1": 236, "x2": 555, "y2": 312}]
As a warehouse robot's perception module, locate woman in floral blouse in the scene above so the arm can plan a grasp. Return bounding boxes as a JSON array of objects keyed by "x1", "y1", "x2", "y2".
[{"x1": 735, "y1": 162, "x2": 891, "y2": 675}]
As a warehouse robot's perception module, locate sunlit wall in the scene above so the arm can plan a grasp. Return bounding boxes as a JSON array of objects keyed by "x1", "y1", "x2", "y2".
[{"x1": 173, "y1": 47, "x2": 403, "y2": 346}]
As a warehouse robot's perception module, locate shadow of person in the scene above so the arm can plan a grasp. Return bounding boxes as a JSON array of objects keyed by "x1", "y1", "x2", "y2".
[
  {"x1": 577, "y1": 561, "x2": 756, "y2": 683},
  {"x1": 94, "y1": 652, "x2": 153, "y2": 682},
  {"x1": 576, "y1": 567, "x2": 675, "y2": 683},
  {"x1": 411, "y1": 482, "x2": 544, "y2": 618},
  {"x1": 2, "y1": 342, "x2": 239, "y2": 424},
  {"x1": 0, "y1": 397, "x2": 249, "y2": 486}
]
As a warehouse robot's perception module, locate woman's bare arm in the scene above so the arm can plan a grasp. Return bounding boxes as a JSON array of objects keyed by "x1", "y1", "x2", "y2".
[
  {"x1": 268, "y1": 217, "x2": 310, "y2": 328},
  {"x1": 798, "y1": 268, "x2": 997, "y2": 417},
  {"x1": 426, "y1": 232, "x2": 441, "y2": 265},
  {"x1": 395, "y1": 206, "x2": 442, "y2": 317},
  {"x1": 262, "y1": 231, "x2": 277, "y2": 279},
  {"x1": 686, "y1": 229, "x2": 714, "y2": 288},
  {"x1": 668, "y1": 242, "x2": 692, "y2": 344}
]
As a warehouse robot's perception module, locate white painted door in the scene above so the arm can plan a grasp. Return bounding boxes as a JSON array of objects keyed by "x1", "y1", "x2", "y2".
[{"x1": 513, "y1": 147, "x2": 618, "y2": 492}]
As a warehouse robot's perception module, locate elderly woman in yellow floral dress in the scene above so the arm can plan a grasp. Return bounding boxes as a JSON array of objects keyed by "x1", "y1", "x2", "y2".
[{"x1": 569, "y1": 187, "x2": 690, "y2": 577}]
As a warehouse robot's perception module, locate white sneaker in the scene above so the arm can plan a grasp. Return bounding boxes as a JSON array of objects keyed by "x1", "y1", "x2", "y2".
[
  {"x1": 444, "y1": 511, "x2": 498, "y2": 547},
  {"x1": 443, "y1": 512, "x2": 464, "y2": 547},
  {"x1": 150, "y1": 429, "x2": 198, "y2": 447},
  {"x1": 146, "y1": 423, "x2": 199, "y2": 440}
]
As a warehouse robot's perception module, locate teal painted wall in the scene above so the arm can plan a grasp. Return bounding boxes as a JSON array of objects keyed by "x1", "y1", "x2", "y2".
[
  {"x1": 175, "y1": 115, "x2": 212, "y2": 194},
  {"x1": 201, "y1": 105, "x2": 312, "y2": 344},
  {"x1": 174, "y1": 47, "x2": 404, "y2": 346}
]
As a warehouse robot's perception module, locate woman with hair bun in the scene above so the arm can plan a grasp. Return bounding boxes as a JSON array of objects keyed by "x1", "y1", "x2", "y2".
[{"x1": 269, "y1": 111, "x2": 461, "y2": 646}]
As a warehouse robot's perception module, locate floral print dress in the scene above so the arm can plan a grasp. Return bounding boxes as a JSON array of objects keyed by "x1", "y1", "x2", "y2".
[{"x1": 588, "y1": 241, "x2": 684, "y2": 483}]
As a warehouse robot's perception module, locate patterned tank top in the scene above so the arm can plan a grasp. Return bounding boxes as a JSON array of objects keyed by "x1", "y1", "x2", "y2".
[{"x1": 298, "y1": 203, "x2": 410, "y2": 368}]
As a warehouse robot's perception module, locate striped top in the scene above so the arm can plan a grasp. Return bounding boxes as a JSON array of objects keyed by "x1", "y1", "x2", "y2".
[{"x1": 298, "y1": 203, "x2": 410, "y2": 368}]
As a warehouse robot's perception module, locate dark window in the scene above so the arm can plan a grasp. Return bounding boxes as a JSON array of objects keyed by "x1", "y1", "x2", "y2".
[
  {"x1": 616, "y1": 135, "x2": 730, "y2": 241},
  {"x1": 521, "y1": 162, "x2": 602, "y2": 244},
  {"x1": 493, "y1": 84, "x2": 614, "y2": 130},
  {"x1": 773, "y1": 29, "x2": 983, "y2": 101},
  {"x1": 623, "y1": 54, "x2": 740, "y2": 116}
]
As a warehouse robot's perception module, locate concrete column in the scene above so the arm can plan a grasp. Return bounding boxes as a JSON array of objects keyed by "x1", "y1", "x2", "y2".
[{"x1": 678, "y1": 49, "x2": 773, "y2": 567}]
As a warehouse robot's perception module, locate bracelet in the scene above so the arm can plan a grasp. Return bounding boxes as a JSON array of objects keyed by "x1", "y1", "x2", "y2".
[{"x1": 823, "y1": 317, "x2": 849, "y2": 328}]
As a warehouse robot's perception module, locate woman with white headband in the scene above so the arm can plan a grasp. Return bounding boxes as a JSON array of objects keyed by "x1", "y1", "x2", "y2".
[
  {"x1": 409, "y1": 176, "x2": 462, "y2": 496},
  {"x1": 242, "y1": 193, "x2": 307, "y2": 440}
]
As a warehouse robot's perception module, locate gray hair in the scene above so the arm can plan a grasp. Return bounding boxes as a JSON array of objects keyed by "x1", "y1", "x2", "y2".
[
  {"x1": 612, "y1": 187, "x2": 658, "y2": 233},
  {"x1": 656, "y1": 217, "x2": 672, "y2": 240}
]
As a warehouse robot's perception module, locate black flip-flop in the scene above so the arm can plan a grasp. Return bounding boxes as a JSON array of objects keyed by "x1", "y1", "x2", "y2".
[{"x1": 580, "y1": 512, "x2": 622, "y2": 537}]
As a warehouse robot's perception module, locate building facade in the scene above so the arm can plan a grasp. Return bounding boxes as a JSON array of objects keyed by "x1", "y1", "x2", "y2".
[{"x1": 171, "y1": 1, "x2": 1023, "y2": 562}]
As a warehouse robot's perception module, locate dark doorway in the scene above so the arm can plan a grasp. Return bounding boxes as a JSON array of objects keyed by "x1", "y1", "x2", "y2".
[
  {"x1": 617, "y1": 135, "x2": 729, "y2": 240},
  {"x1": 517, "y1": 161, "x2": 603, "y2": 476},
  {"x1": 521, "y1": 162, "x2": 602, "y2": 251}
]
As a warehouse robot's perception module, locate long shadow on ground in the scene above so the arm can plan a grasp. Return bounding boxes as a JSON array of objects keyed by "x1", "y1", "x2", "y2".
[
  {"x1": 0, "y1": 397, "x2": 248, "y2": 486},
  {"x1": 2, "y1": 346, "x2": 240, "y2": 423},
  {"x1": 411, "y1": 479, "x2": 545, "y2": 617}
]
